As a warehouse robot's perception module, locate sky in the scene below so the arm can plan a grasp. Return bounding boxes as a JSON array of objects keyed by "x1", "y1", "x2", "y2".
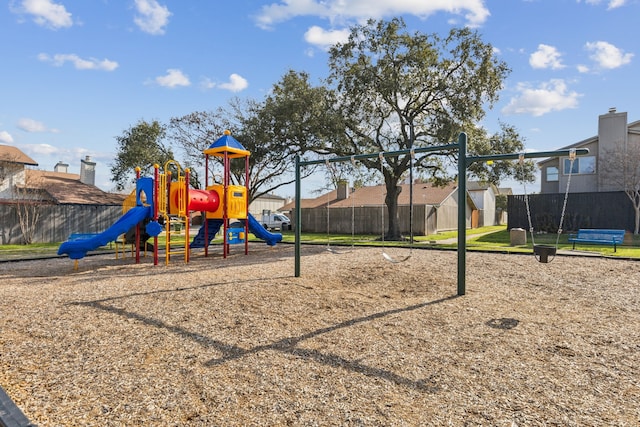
[{"x1": 1, "y1": 0, "x2": 638, "y2": 197}]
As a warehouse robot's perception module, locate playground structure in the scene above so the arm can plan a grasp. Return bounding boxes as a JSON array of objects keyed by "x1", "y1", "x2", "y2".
[
  {"x1": 294, "y1": 132, "x2": 590, "y2": 296},
  {"x1": 58, "y1": 131, "x2": 282, "y2": 267}
]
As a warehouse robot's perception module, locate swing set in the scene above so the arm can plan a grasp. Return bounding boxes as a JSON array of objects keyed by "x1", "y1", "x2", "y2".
[{"x1": 294, "y1": 133, "x2": 589, "y2": 296}]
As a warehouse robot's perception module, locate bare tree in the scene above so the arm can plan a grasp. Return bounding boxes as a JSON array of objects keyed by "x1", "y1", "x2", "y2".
[
  {"x1": 168, "y1": 99, "x2": 318, "y2": 202},
  {"x1": 601, "y1": 143, "x2": 640, "y2": 234},
  {"x1": 12, "y1": 170, "x2": 48, "y2": 245},
  {"x1": 12, "y1": 170, "x2": 50, "y2": 244}
]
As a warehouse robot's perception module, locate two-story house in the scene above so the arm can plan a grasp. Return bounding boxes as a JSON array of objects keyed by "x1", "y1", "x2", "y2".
[
  {"x1": 538, "y1": 108, "x2": 640, "y2": 194},
  {"x1": 509, "y1": 109, "x2": 640, "y2": 233}
]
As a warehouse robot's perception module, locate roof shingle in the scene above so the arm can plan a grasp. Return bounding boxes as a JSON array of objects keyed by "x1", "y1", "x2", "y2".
[
  {"x1": 281, "y1": 181, "x2": 458, "y2": 210},
  {"x1": 0, "y1": 145, "x2": 38, "y2": 166},
  {"x1": 25, "y1": 170, "x2": 126, "y2": 205}
]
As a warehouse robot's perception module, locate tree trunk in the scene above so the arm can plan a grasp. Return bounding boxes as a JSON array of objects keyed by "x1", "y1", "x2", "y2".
[
  {"x1": 626, "y1": 189, "x2": 640, "y2": 235},
  {"x1": 384, "y1": 181, "x2": 403, "y2": 240},
  {"x1": 15, "y1": 202, "x2": 41, "y2": 244}
]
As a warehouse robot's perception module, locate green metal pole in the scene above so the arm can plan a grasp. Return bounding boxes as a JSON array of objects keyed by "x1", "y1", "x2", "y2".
[
  {"x1": 457, "y1": 132, "x2": 467, "y2": 296},
  {"x1": 294, "y1": 155, "x2": 301, "y2": 277}
]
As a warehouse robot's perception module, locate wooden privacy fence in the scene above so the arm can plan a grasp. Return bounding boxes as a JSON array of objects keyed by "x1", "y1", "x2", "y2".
[
  {"x1": 293, "y1": 205, "x2": 440, "y2": 236},
  {"x1": 507, "y1": 191, "x2": 635, "y2": 233},
  {"x1": 0, "y1": 203, "x2": 122, "y2": 245}
]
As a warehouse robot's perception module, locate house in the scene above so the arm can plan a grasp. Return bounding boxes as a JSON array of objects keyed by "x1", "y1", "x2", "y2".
[
  {"x1": 0, "y1": 145, "x2": 39, "y2": 199},
  {"x1": 0, "y1": 146, "x2": 125, "y2": 244},
  {"x1": 283, "y1": 180, "x2": 493, "y2": 235},
  {"x1": 0, "y1": 150, "x2": 124, "y2": 205},
  {"x1": 248, "y1": 192, "x2": 289, "y2": 218},
  {"x1": 538, "y1": 108, "x2": 640, "y2": 194}
]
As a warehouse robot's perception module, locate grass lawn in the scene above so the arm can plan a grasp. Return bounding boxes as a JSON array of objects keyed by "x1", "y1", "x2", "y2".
[
  {"x1": 283, "y1": 224, "x2": 640, "y2": 259},
  {"x1": 2, "y1": 225, "x2": 639, "y2": 261}
]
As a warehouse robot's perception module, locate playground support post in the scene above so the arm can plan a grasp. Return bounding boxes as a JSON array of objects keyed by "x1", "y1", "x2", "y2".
[
  {"x1": 135, "y1": 167, "x2": 141, "y2": 264},
  {"x1": 153, "y1": 165, "x2": 159, "y2": 265},
  {"x1": 457, "y1": 133, "x2": 467, "y2": 296},
  {"x1": 185, "y1": 168, "x2": 190, "y2": 263},
  {"x1": 295, "y1": 155, "x2": 302, "y2": 276}
]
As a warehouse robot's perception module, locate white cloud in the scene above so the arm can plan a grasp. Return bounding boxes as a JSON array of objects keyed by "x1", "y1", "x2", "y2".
[
  {"x1": 37, "y1": 53, "x2": 119, "y2": 71},
  {"x1": 578, "y1": 0, "x2": 627, "y2": 9},
  {"x1": 0, "y1": 131, "x2": 14, "y2": 144},
  {"x1": 502, "y1": 79, "x2": 581, "y2": 117},
  {"x1": 14, "y1": 0, "x2": 73, "y2": 29},
  {"x1": 19, "y1": 143, "x2": 61, "y2": 157},
  {"x1": 200, "y1": 78, "x2": 216, "y2": 90},
  {"x1": 201, "y1": 74, "x2": 249, "y2": 92},
  {"x1": 155, "y1": 69, "x2": 191, "y2": 88},
  {"x1": 218, "y1": 74, "x2": 249, "y2": 92},
  {"x1": 17, "y1": 118, "x2": 47, "y2": 132},
  {"x1": 304, "y1": 26, "x2": 350, "y2": 50},
  {"x1": 576, "y1": 64, "x2": 590, "y2": 73},
  {"x1": 607, "y1": 0, "x2": 627, "y2": 8},
  {"x1": 254, "y1": 0, "x2": 490, "y2": 29},
  {"x1": 134, "y1": 0, "x2": 171, "y2": 35},
  {"x1": 585, "y1": 41, "x2": 633, "y2": 69},
  {"x1": 529, "y1": 44, "x2": 565, "y2": 70}
]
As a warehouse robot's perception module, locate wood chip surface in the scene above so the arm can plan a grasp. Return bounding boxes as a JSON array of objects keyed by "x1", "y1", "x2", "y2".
[{"x1": 1, "y1": 245, "x2": 639, "y2": 426}]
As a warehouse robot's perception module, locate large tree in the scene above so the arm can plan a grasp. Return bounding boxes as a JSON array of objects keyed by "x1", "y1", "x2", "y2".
[
  {"x1": 110, "y1": 120, "x2": 174, "y2": 191},
  {"x1": 272, "y1": 19, "x2": 532, "y2": 239},
  {"x1": 169, "y1": 97, "x2": 318, "y2": 202}
]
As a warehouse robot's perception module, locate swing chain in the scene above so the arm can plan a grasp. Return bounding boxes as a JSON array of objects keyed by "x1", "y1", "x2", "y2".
[
  {"x1": 325, "y1": 159, "x2": 333, "y2": 250},
  {"x1": 519, "y1": 153, "x2": 536, "y2": 247},
  {"x1": 556, "y1": 149, "x2": 576, "y2": 240}
]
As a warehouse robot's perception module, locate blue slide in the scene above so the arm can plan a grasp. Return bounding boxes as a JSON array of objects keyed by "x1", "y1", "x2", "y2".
[
  {"x1": 246, "y1": 213, "x2": 282, "y2": 246},
  {"x1": 58, "y1": 206, "x2": 152, "y2": 260},
  {"x1": 190, "y1": 219, "x2": 224, "y2": 248},
  {"x1": 190, "y1": 214, "x2": 282, "y2": 248}
]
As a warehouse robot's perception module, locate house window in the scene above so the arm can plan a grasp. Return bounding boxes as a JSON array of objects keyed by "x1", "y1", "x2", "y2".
[
  {"x1": 564, "y1": 156, "x2": 596, "y2": 175},
  {"x1": 546, "y1": 166, "x2": 559, "y2": 182}
]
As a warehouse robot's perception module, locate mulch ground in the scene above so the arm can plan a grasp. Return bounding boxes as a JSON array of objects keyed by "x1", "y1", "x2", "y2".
[{"x1": 1, "y1": 244, "x2": 639, "y2": 426}]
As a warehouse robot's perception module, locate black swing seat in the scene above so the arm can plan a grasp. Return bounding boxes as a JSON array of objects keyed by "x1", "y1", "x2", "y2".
[{"x1": 534, "y1": 245, "x2": 556, "y2": 263}]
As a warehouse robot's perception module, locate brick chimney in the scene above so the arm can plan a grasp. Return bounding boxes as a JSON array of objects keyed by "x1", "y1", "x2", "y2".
[
  {"x1": 337, "y1": 180, "x2": 349, "y2": 200},
  {"x1": 598, "y1": 108, "x2": 628, "y2": 192},
  {"x1": 54, "y1": 161, "x2": 69, "y2": 173},
  {"x1": 80, "y1": 155, "x2": 96, "y2": 186}
]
